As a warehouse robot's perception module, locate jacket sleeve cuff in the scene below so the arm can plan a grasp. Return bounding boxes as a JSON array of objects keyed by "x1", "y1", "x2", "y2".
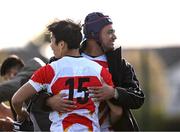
[{"x1": 110, "y1": 87, "x2": 127, "y2": 106}]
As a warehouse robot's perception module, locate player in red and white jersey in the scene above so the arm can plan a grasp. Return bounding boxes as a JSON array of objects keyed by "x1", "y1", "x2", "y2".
[
  {"x1": 81, "y1": 53, "x2": 113, "y2": 131},
  {"x1": 30, "y1": 56, "x2": 113, "y2": 131},
  {"x1": 12, "y1": 19, "x2": 114, "y2": 132}
]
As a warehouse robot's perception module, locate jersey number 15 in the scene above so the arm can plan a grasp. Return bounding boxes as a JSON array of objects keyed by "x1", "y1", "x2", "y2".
[{"x1": 65, "y1": 77, "x2": 90, "y2": 104}]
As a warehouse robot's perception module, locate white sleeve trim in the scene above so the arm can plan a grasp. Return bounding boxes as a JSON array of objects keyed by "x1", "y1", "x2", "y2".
[{"x1": 28, "y1": 80, "x2": 43, "y2": 92}]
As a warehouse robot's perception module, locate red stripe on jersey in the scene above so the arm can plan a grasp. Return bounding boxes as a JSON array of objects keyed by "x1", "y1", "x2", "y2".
[
  {"x1": 62, "y1": 113, "x2": 93, "y2": 131},
  {"x1": 100, "y1": 67, "x2": 114, "y2": 87},
  {"x1": 51, "y1": 76, "x2": 102, "y2": 94},
  {"x1": 94, "y1": 60, "x2": 108, "y2": 68},
  {"x1": 74, "y1": 98, "x2": 95, "y2": 113},
  {"x1": 31, "y1": 64, "x2": 55, "y2": 84}
]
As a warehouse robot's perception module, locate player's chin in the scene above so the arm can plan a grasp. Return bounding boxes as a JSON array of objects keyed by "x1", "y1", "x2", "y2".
[
  {"x1": 110, "y1": 44, "x2": 115, "y2": 50},
  {"x1": 107, "y1": 47, "x2": 114, "y2": 52}
]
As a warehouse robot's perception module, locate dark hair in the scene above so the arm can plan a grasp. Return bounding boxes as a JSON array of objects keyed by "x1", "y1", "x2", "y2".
[
  {"x1": 83, "y1": 12, "x2": 112, "y2": 42},
  {"x1": 47, "y1": 19, "x2": 82, "y2": 49},
  {"x1": 0, "y1": 55, "x2": 24, "y2": 76}
]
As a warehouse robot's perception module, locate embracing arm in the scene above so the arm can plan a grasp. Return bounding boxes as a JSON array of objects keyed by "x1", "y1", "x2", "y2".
[
  {"x1": 11, "y1": 82, "x2": 37, "y2": 121},
  {"x1": 106, "y1": 48, "x2": 145, "y2": 109}
]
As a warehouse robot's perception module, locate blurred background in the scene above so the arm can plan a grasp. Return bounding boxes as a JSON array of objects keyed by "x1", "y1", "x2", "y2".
[{"x1": 0, "y1": 0, "x2": 180, "y2": 130}]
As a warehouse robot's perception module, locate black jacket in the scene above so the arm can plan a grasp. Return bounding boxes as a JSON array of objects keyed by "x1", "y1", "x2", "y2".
[{"x1": 106, "y1": 47, "x2": 145, "y2": 131}]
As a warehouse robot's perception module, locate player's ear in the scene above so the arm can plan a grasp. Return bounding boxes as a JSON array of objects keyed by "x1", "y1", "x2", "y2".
[{"x1": 58, "y1": 41, "x2": 65, "y2": 48}]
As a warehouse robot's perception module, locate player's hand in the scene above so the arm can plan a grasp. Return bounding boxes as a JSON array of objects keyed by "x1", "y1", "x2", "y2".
[
  {"x1": 88, "y1": 78, "x2": 115, "y2": 102},
  {"x1": 0, "y1": 117, "x2": 14, "y2": 131},
  {"x1": 46, "y1": 93, "x2": 77, "y2": 113}
]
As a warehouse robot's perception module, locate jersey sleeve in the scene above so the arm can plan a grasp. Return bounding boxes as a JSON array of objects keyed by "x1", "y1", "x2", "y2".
[
  {"x1": 100, "y1": 67, "x2": 114, "y2": 87},
  {"x1": 28, "y1": 64, "x2": 55, "y2": 92}
]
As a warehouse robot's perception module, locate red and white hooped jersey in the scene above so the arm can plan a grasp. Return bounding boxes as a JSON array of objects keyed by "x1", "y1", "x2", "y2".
[
  {"x1": 81, "y1": 53, "x2": 113, "y2": 131},
  {"x1": 29, "y1": 56, "x2": 113, "y2": 132}
]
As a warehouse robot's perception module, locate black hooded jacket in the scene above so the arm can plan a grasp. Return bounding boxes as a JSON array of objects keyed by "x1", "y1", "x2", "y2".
[{"x1": 106, "y1": 47, "x2": 145, "y2": 131}]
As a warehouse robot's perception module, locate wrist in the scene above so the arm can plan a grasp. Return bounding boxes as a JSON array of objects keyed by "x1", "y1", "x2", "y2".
[
  {"x1": 114, "y1": 88, "x2": 119, "y2": 99},
  {"x1": 46, "y1": 97, "x2": 52, "y2": 107},
  {"x1": 16, "y1": 108, "x2": 25, "y2": 116},
  {"x1": 17, "y1": 108, "x2": 28, "y2": 121}
]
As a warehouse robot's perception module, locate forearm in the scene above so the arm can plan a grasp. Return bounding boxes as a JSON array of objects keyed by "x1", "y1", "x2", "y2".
[
  {"x1": 110, "y1": 86, "x2": 145, "y2": 109},
  {"x1": 12, "y1": 95, "x2": 30, "y2": 122},
  {"x1": 12, "y1": 82, "x2": 37, "y2": 120},
  {"x1": 107, "y1": 57, "x2": 145, "y2": 109},
  {"x1": 11, "y1": 97, "x2": 24, "y2": 117}
]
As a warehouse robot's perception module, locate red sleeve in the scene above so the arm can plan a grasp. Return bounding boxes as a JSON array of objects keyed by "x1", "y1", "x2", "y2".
[
  {"x1": 31, "y1": 64, "x2": 55, "y2": 84},
  {"x1": 100, "y1": 67, "x2": 114, "y2": 87}
]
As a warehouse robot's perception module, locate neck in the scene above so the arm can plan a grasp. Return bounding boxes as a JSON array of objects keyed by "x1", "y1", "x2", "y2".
[
  {"x1": 64, "y1": 49, "x2": 80, "y2": 56},
  {"x1": 83, "y1": 39, "x2": 104, "y2": 56}
]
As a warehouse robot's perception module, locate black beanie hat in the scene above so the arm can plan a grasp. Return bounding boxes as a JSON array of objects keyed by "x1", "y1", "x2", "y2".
[{"x1": 83, "y1": 12, "x2": 112, "y2": 42}]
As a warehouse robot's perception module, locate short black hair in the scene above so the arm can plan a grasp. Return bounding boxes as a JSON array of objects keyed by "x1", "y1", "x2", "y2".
[
  {"x1": 0, "y1": 55, "x2": 24, "y2": 76},
  {"x1": 47, "y1": 19, "x2": 82, "y2": 49}
]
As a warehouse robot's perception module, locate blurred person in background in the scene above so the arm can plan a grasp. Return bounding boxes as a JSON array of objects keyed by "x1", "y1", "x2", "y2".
[
  {"x1": 0, "y1": 55, "x2": 24, "y2": 81},
  {"x1": 0, "y1": 55, "x2": 51, "y2": 131},
  {"x1": 45, "y1": 12, "x2": 145, "y2": 131},
  {"x1": 0, "y1": 55, "x2": 24, "y2": 131}
]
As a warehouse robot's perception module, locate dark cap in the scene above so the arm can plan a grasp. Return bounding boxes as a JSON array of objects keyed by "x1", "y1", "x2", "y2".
[{"x1": 83, "y1": 12, "x2": 112, "y2": 42}]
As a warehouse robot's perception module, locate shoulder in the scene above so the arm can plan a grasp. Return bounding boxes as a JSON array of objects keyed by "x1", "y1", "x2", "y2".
[
  {"x1": 80, "y1": 58, "x2": 103, "y2": 73},
  {"x1": 83, "y1": 57, "x2": 102, "y2": 66},
  {"x1": 110, "y1": 46, "x2": 121, "y2": 54},
  {"x1": 49, "y1": 57, "x2": 66, "y2": 68},
  {"x1": 121, "y1": 58, "x2": 133, "y2": 68}
]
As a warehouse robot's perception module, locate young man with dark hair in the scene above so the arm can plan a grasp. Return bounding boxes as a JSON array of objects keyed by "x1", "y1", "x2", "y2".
[
  {"x1": 12, "y1": 19, "x2": 115, "y2": 131},
  {"x1": 46, "y1": 12, "x2": 145, "y2": 131}
]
